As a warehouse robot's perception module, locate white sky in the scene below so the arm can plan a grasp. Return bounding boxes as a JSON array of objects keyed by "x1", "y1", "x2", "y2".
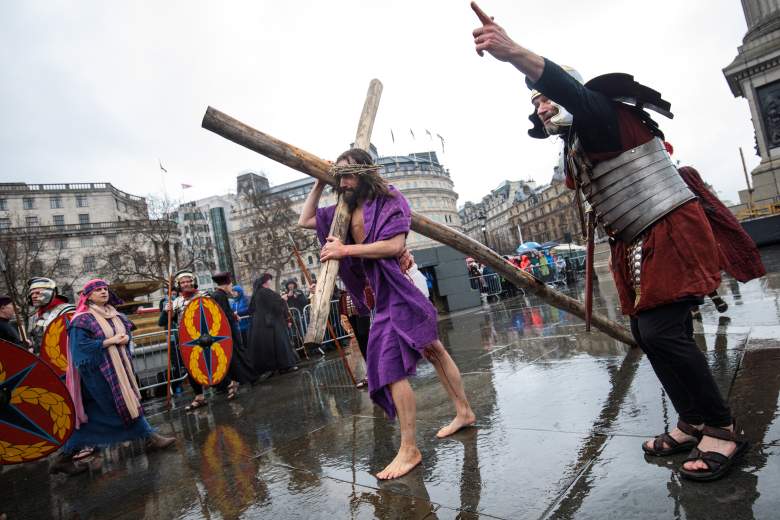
[{"x1": 0, "y1": 1, "x2": 754, "y2": 207}]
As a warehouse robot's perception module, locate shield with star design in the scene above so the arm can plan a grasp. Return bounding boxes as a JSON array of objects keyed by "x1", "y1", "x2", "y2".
[
  {"x1": 0, "y1": 338, "x2": 75, "y2": 464},
  {"x1": 39, "y1": 312, "x2": 74, "y2": 378},
  {"x1": 178, "y1": 296, "x2": 233, "y2": 387}
]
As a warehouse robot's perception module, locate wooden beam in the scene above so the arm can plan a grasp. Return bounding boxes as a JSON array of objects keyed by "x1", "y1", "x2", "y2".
[
  {"x1": 304, "y1": 79, "x2": 383, "y2": 347},
  {"x1": 201, "y1": 106, "x2": 636, "y2": 346}
]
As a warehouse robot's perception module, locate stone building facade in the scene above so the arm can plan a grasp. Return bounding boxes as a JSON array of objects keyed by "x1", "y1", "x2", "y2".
[
  {"x1": 459, "y1": 180, "x2": 533, "y2": 255},
  {"x1": 0, "y1": 182, "x2": 179, "y2": 298},
  {"x1": 508, "y1": 178, "x2": 583, "y2": 246}
]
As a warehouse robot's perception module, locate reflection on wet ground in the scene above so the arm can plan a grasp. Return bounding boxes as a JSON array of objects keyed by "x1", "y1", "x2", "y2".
[{"x1": 3, "y1": 246, "x2": 780, "y2": 519}]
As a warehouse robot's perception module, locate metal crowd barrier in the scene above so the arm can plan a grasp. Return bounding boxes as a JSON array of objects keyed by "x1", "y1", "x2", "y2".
[
  {"x1": 132, "y1": 298, "x2": 357, "y2": 393},
  {"x1": 131, "y1": 328, "x2": 189, "y2": 394}
]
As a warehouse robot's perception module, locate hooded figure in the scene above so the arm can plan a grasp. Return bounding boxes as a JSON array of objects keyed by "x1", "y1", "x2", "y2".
[{"x1": 248, "y1": 274, "x2": 299, "y2": 374}]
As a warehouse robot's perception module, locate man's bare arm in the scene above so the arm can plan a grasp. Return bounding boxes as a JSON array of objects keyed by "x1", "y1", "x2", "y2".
[
  {"x1": 320, "y1": 234, "x2": 406, "y2": 261},
  {"x1": 471, "y1": 2, "x2": 544, "y2": 82},
  {"x1": 298, "y1": 179, "x2": 327, "y2": 229}
]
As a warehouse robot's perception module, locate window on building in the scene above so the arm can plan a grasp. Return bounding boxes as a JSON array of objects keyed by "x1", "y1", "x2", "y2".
[
  {"x1": 109, "y1": 253, "x2": 122, "y2": 267},
  {"x1": 76, "y1": 195, "x2": 88, "y2": 207},
  {"x1": 30, "y1": 260, "x2": 43, "y2": 275},
  {"x1": 307, "y1": 255, "x2": 313, "y2": 265},
  {"x1": 55, "y1": 258, "x2": 71, "y2": 275},
  {"x1": 0, "y1": 218, "x2": 10, "y2": 230},
  {"x1": 26, "y1": 216, "x2": 39, "y2": 227},
  {"x1": 78, "y1": 213, "x2": 90, "y2": 228},
  {"x1": 105, "y1": 234, "x2": 117, "y2": 245},
  {"x1": 83, "y1": 256, "x2": 97, "y2": 271},
  {"x1": 55, "y1": 237, "x2": 67, "y2": 249},
  {"x1": 50, "y1": 196, "x2": 63, "y2": 209},
  {"x1": 53, "y1": 215, "x2": 65, "y2": 228},
  {"x1": 81, "y1": 236, "x2": 94, "y2": 247},
  {"x1": 0, "y1": 199, "x2": 7, "y2": 210},
  {"x1": 23, "y1": 197, "x2": 34, "y2": 210}
]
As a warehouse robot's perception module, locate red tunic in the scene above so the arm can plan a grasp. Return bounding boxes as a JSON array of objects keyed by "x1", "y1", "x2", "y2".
[{"x1": 586, "y1": 106, "x2": 723, "y2": 315}]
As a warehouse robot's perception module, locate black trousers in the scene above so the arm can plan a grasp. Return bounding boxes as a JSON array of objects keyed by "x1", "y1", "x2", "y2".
[
  {"x1": 348, "y1": 314, "x2": 371, "y2": 361},
  {"x1": 630, "y1": 300, "x2": 732, "y2": 427}
]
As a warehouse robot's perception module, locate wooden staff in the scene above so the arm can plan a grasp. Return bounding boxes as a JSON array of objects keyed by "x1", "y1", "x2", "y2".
[
  {"x1": 584, "y1": 212, "x2": 596, "y2": 332},
  {"x1": 304, "y1": 79, "x2": 382, "y2": 348},
  {"x1": 201, "y1": 107, "x2": 637, "y2": 346},
  {"x1": 165, "y1": 275, "x2": 173, "y2": 406},
  {"x1": 287, "y1": 232, "x2": 356, "y2": 385}
]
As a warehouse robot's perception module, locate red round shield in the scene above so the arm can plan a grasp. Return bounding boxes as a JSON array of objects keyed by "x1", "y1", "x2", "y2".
[
  {"x1": 178, "y1": 296, "x2": 233, "y2": 387},
  {"x1": 39, "y1": 312, "x2": 74, "y2": 378},
  {"x1": 0, "y1": 338, "x2": 76, "y2": 465}
]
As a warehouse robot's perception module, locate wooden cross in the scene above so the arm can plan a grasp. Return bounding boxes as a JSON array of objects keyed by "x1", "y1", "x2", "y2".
[
  {"x1": 304, "y1": 80, "x2": 382, "y2": 348},
  {"x1": 201, "y1": 98, "x2": 636, "y2": 347}
]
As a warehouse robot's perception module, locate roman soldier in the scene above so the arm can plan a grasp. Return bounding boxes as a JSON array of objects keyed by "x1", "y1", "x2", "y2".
[{"x1": 26, "y1": 277, "x2": 75, "y2": 355}]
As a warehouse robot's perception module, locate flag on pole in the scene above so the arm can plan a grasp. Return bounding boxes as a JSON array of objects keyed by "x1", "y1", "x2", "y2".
[
  {"x1": 159, "y1": 160, "x2": 167, "y2": 173},
  {"x1": 425, "y1": 129, "x2": 432, "y2": 140},
  {"x1": 409, "y1": 128, "x2": 416, "y2": 139},
  {"x1": 390, "y1": 129, "x2": 395, "y2": 143},
  {"x1": 437, "y1": 134, "x2": 445, "y2": 152},
  {"x1": 181, "y1": 183, "x2": 192, "y2": 189}
]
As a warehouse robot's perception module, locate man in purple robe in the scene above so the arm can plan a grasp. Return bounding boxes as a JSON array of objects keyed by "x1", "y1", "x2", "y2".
[{"x1": 299, "y1": 148, "x2": 475, "y2": 480}]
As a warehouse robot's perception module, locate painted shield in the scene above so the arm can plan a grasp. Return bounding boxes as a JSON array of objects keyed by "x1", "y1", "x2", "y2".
[
  {"x1": 40, "y1": 312, "x2": 74, "y2": 378},
  {"x1": 0, "y1": 339, "x2": 76, "y2": 465},
  {"x1": 178, "y1": 296, "x2": 233, "y2": 387}
]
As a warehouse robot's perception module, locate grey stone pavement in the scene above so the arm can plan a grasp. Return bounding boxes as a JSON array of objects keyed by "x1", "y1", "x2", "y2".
[{"x1": 2, "y1": 246, "x2": 780, "y2": 520}]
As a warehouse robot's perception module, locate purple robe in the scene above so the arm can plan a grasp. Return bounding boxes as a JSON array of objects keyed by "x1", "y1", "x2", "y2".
[{"x1": 316, "y1": 186, "x2": 438, "y2": 418}]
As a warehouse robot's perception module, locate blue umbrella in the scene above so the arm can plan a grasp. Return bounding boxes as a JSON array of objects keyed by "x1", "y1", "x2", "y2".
[{"x1": 516, "y1": 241, "x2": 542, "y2": 254}]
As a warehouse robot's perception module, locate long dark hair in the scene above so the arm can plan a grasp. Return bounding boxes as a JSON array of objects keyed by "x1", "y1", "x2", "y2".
[{"x1": 335, "y1": 148, "x2": 391, "y2": 208}]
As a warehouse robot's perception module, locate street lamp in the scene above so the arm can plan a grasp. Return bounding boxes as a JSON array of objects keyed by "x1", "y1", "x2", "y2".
[{"x1": 479, "y1": 213, "x2": 487, "y2": 246}]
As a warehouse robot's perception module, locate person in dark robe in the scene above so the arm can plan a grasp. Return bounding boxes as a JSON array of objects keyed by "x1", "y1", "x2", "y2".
[
  {"x1": 298, "y1": 147, "x2": 475, "y2": 480},
  {"x1": 209, "y1": 272, "x2": 259, "y2": 399},
  {"x1": 470, "y1": 1, "x2": 765, "y2": 481},
  {"x1": 0, "y1": 295, "x2": 23, "y2": 346},
  {"x1": 281, "y1": 279, "x2": 308, "y2": 315},
  {"x1": 248, "y1": 273, "x2": 299, "y2": 375}
]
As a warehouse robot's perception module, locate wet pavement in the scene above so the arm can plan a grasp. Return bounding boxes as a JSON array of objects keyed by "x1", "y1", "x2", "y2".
[{"x1": 3, "y1": 246, "x2": 780, "y2": 519}]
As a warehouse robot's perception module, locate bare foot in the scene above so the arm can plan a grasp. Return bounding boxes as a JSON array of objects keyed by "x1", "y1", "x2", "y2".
[
  {"x1": 683, "y1": 433, "x2": 737, "y2": 471},
  {"x1": 376, "y1": 445, "x2": 422, "y2": 480},
  {"x1": 436, "y1": 411, "x2": 476, "y2": 438},
  {"x1": 643, "y1": 426, "x2": 699, "y2": 451}
]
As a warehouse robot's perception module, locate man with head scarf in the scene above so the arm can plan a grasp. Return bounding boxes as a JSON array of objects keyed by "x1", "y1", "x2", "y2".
[
  {"x1": 26, "y1": 277, "x2": 75, "y2": 355},
  {"x1": 470, "y1": 2, "x2": 765, "y2": 481},
  {"x1": 299, "y1": 147, "x2": 475, "y2": 480}
]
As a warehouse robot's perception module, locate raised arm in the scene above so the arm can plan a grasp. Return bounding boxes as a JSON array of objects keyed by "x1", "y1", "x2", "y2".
[
  {"x1": 320, "y1": 233, "x2": 406, "y2": 261},
  {"x1": 471, "y1": 2, "x2": 544, "y2": 82},
  {"x1": 298, "y1": 179, "x2": 327, "y2": 229}
]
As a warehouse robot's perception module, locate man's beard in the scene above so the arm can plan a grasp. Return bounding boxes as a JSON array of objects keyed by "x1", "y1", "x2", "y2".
[
  {"x1": 543, "y1": 121, "x2": 566, "y2": 135},
  {"x1": 339, "y1": 187, "x2": 361, "y2": 211}
]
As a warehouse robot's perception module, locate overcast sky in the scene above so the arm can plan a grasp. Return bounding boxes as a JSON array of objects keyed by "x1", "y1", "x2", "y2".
[{"x1": 1, "y1": 1, "x2": 753, "y2": 208}]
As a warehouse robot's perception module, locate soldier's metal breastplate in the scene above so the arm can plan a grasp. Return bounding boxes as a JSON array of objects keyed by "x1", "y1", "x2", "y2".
[{"x1": 579, "y1": 138, "x2": 695, "y2": 243}]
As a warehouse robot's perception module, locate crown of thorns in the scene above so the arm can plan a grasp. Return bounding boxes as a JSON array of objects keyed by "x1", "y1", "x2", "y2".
[{"x1": 329, "y1": 163, "x2": 381, "y2": 177}]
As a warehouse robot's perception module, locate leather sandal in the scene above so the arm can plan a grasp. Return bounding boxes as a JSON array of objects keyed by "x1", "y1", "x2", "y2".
[
  {"x1": 679, "y1": 423, "x2": 749, "y2": 482},
  {"x1": 642, "y1": 420, "x2": 702, "y2": 457},
  {"x1": 185, "y1": 397, "x2": 207, "y2": 412}
]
